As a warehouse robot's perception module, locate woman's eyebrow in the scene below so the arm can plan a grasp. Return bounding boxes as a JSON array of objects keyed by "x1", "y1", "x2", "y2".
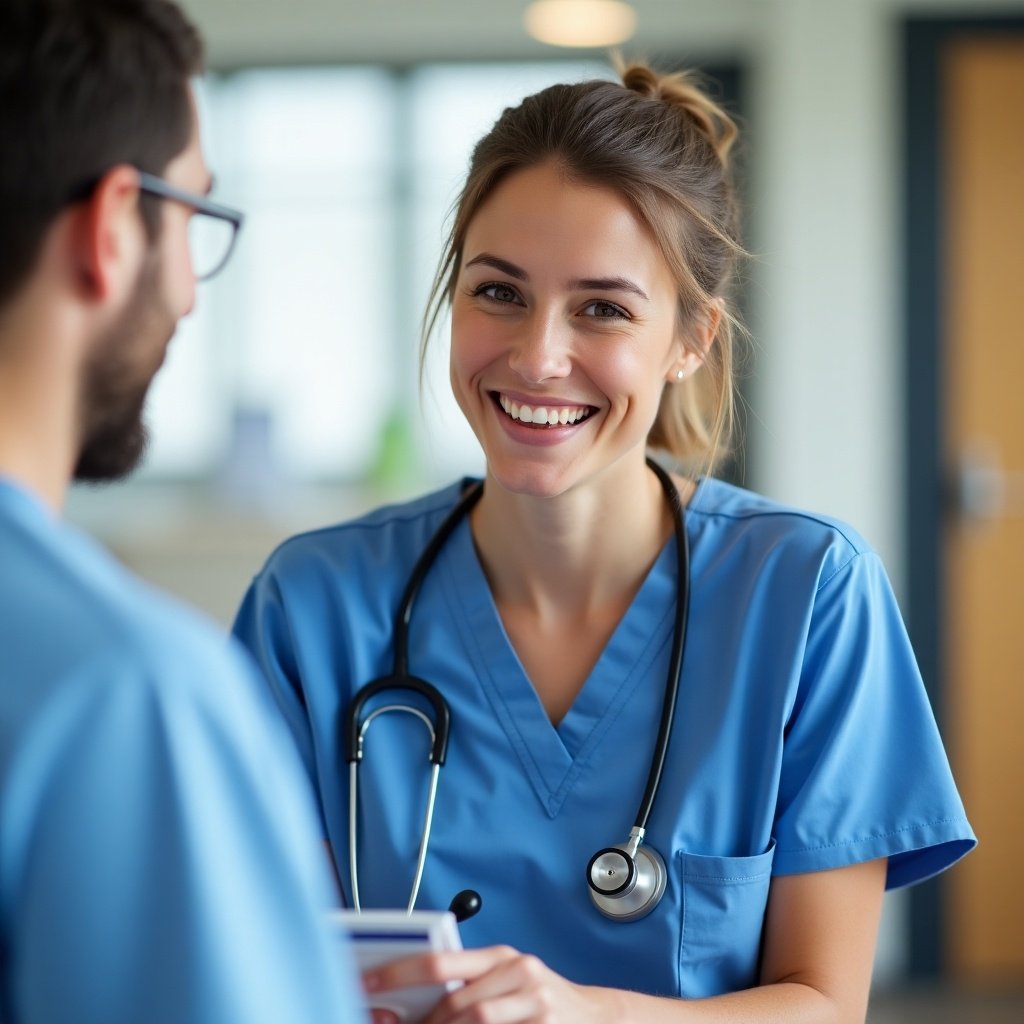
[
  {"x1": 569, "y1": 276, "x2": 649, "y2": 300},
  {"x1": 464, "y1": 253, "x2": 527, "y2": 280},
  {"x1": 465, "y1": 254, "x2": 649, "y2": 301}
]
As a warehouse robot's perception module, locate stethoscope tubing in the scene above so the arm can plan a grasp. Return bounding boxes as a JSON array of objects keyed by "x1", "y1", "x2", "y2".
[
  {"x1": 342, "y1": 457, "x2": 689, "y2": 915},
  {"x1": 632, "y1": 457, "x2": 689, "y2": 834},
  {"x1": 391, "y1": 482, "x2": 484, "y2": 679}
]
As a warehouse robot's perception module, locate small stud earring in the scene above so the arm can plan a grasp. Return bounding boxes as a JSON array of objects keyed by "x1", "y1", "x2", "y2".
[{"x1": 675, "y1": 369, "x2": 686, "y2": 381}]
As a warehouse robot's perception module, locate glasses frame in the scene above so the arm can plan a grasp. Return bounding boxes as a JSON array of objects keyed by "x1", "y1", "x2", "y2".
[{"x1": 137, "y1": 171, "x2": 245, "y2": 281}]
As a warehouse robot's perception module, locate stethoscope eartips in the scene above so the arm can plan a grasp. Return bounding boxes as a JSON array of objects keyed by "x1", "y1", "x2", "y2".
[{"x1": 448, "y1": 889, "x2": 483, "y2": 923}]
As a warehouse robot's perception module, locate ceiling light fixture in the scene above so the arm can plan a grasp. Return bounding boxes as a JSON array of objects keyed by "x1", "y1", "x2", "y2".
[{"x1": 523, "y1": 0, "x2": 638, "y2": 49}]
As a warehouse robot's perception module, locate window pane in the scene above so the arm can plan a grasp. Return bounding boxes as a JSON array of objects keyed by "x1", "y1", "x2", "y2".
[
  {"x1": 138, "y1": 60, "x2": 614, "y2": 487},
  {"x1": 138, "y1": 77, "x2": 226, "y2": 477},
  {"x1": 222, "y1": 67, "x2": 396, "y2": 480}
]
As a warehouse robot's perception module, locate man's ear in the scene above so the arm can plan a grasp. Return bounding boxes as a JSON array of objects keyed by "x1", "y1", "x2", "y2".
[{"x1": 72, "y1": 164, "x2": 146, "y2": 303}]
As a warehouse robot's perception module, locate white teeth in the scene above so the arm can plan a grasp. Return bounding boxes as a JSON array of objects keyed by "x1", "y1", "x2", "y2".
[{"x1": 498, "y1": 394, "x2": 591, "y2": 426}]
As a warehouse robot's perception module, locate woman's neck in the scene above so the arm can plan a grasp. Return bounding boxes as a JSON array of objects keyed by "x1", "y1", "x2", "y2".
[{"x1": 469, "y1": 456, "x2": 689, "y2": 619}]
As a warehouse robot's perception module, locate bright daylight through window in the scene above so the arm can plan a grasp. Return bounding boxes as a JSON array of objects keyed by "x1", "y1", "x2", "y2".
[{"x1": 142, "y1": 60, "x2": 609, "y2": 497}]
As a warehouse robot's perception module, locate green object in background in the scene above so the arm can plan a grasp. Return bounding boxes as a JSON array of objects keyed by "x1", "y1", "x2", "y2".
[{"x1": 369, "y1": 407, "x2": 418, "y2": 494}]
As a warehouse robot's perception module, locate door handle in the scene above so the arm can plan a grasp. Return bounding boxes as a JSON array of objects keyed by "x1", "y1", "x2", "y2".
[{"x1": 948, "y1": 444, "x2": 1024, "y2": 523}]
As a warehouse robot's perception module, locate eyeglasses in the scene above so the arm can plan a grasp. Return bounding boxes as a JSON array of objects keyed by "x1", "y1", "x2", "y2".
[{"x1": 137, "y1": 171, "x2": 244, "y2": 281}]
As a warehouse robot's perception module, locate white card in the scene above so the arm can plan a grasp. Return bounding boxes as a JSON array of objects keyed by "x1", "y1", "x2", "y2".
[{"x1": 330, "y1": 909, "x2": 463, "y2": 1022}]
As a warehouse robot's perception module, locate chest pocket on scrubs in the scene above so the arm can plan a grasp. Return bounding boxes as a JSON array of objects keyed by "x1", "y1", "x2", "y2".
[{"x1": 676, "y1": 841, "x2": 776, "y2": 997}]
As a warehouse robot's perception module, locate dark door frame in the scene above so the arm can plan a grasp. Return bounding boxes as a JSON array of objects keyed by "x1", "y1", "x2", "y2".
[{"x1": 903, "y1": 11, "x2": 1024, "y2": 980}]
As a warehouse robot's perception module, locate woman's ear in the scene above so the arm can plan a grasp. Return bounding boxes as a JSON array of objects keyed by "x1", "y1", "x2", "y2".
[
  {"x1": 665, "y1": 298, "x2": 723, "y2": 383},
  {"x1": 694, "y1": 297, "x2": 724, "y2": 355},
  {"x1": 71, "y1": 164, "x2": 146, "y2": 303}
]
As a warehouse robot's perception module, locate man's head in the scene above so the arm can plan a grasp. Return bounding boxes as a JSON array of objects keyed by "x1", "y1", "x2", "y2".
[
  {"x1": 0, "y1": 0, "x2": 217, "y2": 482},
  {"x1": 0, "y1": 0, "x2": 203, "y2": 305},
  {"x1": 73, "y1": 109, "x2": 224, "y2": 481}
]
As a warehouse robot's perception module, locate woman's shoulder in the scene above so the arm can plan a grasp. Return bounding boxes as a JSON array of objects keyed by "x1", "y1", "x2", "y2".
[
  {"x1": 688, "y1": 477, "x2": 875, "y2": 584},
  {"x1": 256, "y1": 479, "x2": 471, "y2": 580}
]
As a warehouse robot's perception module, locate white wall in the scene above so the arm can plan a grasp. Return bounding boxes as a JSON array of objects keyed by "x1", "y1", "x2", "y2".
[{"x1": 749, "y1": 0, "x2": 902, "y2": 571}]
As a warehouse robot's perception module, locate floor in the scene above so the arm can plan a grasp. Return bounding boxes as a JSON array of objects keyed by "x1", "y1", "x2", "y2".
[{"x1": 868, "y1": 987, "x2": 1024, "y2": 1023}]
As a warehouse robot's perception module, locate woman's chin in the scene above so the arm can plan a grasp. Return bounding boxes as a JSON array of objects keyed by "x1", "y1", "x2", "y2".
[{"x1": 483, "y1": 461, "x2": 576, "y2": 501}]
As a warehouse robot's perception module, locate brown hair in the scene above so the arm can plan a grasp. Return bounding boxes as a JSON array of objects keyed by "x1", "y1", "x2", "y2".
[
  {"x1": 0, "y1": 0, "x2": 202, "y2": 309},
  {"x1": 423, "y1": 60, "x2": 746, "y2": 474}
]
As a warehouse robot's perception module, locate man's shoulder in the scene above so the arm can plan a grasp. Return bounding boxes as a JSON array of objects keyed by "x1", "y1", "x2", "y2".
[
  {"x1": 98, "y1": 573, "x2": 245, "y2": 684},
  {"x1": 0, "y1": 494, "x2": 248, "y2": 705}
]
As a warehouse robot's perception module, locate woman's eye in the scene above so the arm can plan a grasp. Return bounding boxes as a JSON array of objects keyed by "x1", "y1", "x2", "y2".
[
  {"x1": 475, "y1": 282, "x2": 521, "y2": 304},
  {"x1": 582, "y1": 300, "x2": 628, "y2": 319}
]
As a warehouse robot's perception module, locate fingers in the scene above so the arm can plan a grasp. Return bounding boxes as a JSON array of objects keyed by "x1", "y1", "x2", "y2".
[
  {"x1": 429, "y1": 991, "x2": 541, "y2": 1024},
  {"x1": 425, "y1": 953, "x2": 552, "y2": 1024},
  {"x1": 363, "y1": 946, "x2": 571, "y2": 1024},
  {"x1": 363, "y1": 946, "x2": 520, "y2": 994}
]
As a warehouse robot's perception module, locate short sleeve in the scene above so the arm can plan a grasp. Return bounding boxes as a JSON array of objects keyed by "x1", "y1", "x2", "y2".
[
  {"x1": 772, "y1": 551, "x2": 976, "y2": 888},
  {"x1": 233, "y1": 570, "x2": 326, "y2": 832},
  {"x1": 5, "y1": 638, "x2": 365, "y2": 1024}
]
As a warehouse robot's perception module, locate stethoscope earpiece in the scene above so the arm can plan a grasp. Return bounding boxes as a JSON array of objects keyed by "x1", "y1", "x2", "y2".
[
  {"x1": 344, "y1": 674, "x2": 452, "y2": 914},
  {"x1": 448, "y1": 889, "x2": 483, "y2": 923}
]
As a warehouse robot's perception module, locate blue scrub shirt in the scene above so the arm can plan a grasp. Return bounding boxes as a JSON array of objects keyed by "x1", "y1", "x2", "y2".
[
  {"x1": 0, "y1": 478, "x2": 365, "y2": 1023},
  {"x1": 234, "y1": 475, "x2": 975, "y2": 999}
]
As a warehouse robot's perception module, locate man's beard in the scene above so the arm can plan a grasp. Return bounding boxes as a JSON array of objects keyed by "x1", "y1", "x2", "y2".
[{"x1": 74, "y1": 255, "x2": 173, "y2": 483}]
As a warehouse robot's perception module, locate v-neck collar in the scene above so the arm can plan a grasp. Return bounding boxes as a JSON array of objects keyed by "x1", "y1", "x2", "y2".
[{"x1": 438, "y1": 517, "x2": 680, "y2": 818}]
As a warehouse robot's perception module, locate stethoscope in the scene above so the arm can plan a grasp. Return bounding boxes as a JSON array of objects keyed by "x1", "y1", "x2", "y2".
[{"x1": 342, "y1": 456, "x2": 689, "y2": 923}]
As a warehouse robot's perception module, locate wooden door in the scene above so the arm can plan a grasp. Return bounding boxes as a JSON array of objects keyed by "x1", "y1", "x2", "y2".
[{"x1": 943, "y1": 36, "x2": 1024, "y2": 983}]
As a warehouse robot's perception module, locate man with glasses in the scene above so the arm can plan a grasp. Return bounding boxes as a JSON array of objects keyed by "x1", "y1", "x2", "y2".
[{"x1": 0, "y1": 2, "x2": 365, "y2": 1021}]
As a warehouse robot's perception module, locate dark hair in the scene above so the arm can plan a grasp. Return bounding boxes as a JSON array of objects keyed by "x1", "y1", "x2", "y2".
[
  {"x1": 424, "y1": 61, "x2": 746, "y2": 473},
  {"x1": 0, "y1": 0, "x2": 202, "y2": 307}
]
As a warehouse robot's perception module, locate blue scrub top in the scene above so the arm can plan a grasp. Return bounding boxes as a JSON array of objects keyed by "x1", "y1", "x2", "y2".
[
  {"x1": 0, "y1": 478, "x2": 365, "y2": 1023},
  {"x1": 234, "y1": 475, "x2": 975, "y2": 999}
]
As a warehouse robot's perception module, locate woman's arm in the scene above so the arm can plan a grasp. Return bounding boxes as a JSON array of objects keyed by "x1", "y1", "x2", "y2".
[{"x1": 363, "y1": 858, "x2": 887, "y2": 1024}]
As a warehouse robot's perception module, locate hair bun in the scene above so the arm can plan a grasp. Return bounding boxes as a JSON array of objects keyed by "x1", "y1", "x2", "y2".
[
  {"x1": 618, "y1": 60, "x2": 737, "y2": 167},
  {"x1": 619, "y1": 62, "x2": 663, "y2": 100}
]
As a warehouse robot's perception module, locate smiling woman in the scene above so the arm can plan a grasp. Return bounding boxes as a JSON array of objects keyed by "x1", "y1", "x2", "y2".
[
  {"x1": 426, "y1": 63, "x2": 742, "y2": 487},
  {"x1": 449, "y1": 160, "x2": 691, "y2": 498},
  {"x1": 232, "y1": 60, "x2": 974, "y2": 1024}
]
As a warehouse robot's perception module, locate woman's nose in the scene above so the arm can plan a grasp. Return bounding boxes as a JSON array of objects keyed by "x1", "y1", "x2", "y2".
[{"x1": 507, "y1": 314, "x2": 572, "y2": 383}]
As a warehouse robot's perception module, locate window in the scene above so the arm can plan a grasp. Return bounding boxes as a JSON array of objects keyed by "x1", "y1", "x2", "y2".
[{"x1": 141, "y1": 60, "x2": 610, "y2": 493}]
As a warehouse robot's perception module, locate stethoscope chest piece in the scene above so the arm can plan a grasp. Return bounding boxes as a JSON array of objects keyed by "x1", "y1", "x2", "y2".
[{"x1": 586, "y1": 835, "x2": 667, "y2": 922}]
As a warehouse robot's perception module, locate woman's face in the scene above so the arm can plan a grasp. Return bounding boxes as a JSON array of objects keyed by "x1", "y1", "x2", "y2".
[{"x1": 450, "y1": 161, "x2": 692, "y2": 499}]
